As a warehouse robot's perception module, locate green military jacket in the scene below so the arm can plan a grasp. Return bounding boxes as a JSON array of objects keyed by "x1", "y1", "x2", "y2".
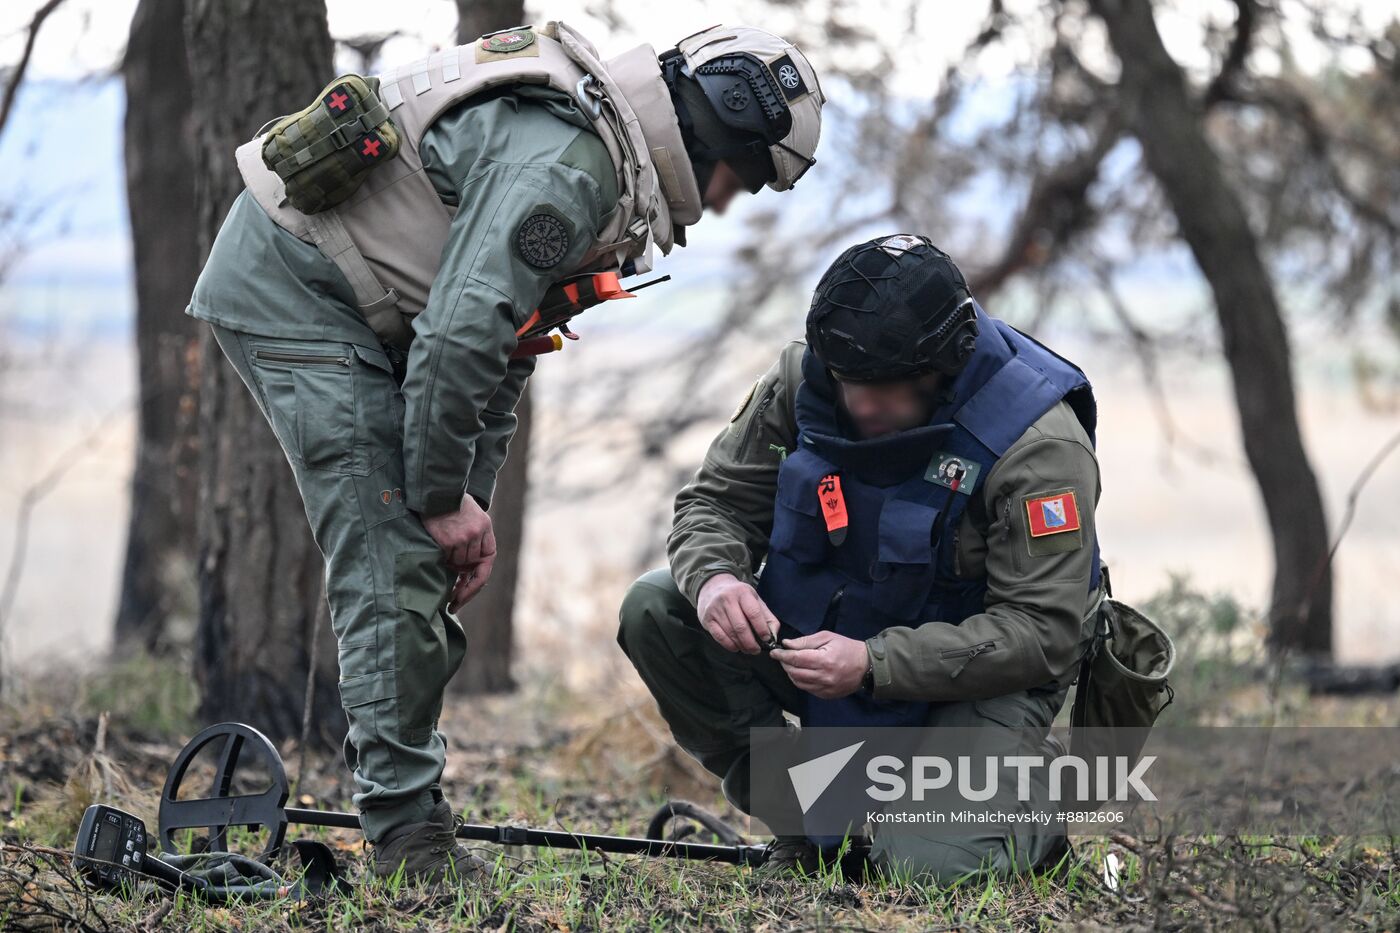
[
  {"x1": 188, "y1": 86, "x2": 620, "y2": 514},
  {"x1": 668, "y1": 340, "x2": 1103, "y2": 702}
]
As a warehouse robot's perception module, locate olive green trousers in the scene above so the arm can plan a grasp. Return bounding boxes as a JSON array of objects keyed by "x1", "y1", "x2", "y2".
[
  {"x1": 617, "y1": 568, "x2": 1070, "y2": 884},
  {"x1": 211, "y1": 324, "x2": 466, "y2": 842}
]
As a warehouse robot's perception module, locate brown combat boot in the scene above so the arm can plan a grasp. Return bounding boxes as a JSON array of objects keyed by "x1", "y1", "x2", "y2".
[{"x1": 371, "y1": 800, "x2": 489, "y2": 886}]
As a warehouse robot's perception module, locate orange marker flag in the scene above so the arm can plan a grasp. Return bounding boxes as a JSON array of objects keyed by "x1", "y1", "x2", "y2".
[{"x1": 818, "y1": 473, "x2": 848, "y2": 546}]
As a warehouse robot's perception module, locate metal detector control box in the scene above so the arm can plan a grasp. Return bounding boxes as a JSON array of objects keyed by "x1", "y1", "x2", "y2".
[{"x1": 75, "y1": 804, "x2": 147, "y2": 889}]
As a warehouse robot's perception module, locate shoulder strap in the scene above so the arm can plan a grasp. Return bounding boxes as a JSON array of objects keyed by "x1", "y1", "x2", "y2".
[{"x1": 302, "y1": 211, "x2": 415, "y2": 350}]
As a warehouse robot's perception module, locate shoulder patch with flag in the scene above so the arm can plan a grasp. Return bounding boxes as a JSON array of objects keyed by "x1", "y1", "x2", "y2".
[{"x1": 1021, "y1": 489, "x2": 1084, "y2": 557}]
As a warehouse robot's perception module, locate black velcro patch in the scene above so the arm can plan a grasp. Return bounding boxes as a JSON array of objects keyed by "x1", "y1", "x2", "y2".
[
  {"x1": 769, "y1": 55, "x2": 809, "y2": 101},
  {"x1": 353, "y1": 131, "x2": 387, "y2": 165},
  {"x1": 322, "y1": 83, "x2": 355, "y2": 115},
  {"x1": 515, "y1": 211, "x2": 570, "y2": 269}
]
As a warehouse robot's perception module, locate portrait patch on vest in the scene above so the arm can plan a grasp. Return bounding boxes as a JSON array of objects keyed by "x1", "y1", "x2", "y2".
[
  {"x1": 925, "y1": 451, "x2": 982, "y2": 496},
  {"x1": 515, "y1": 210, "x2": 571, "y2": 269},
  {"x1": 1022, "y1": 489, "x2": 1083, "y2": 557}
]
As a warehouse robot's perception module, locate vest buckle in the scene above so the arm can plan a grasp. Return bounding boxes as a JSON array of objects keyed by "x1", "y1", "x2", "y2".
[{"x1": 575, "y1": 75, "x2": 603, "y2": 120}]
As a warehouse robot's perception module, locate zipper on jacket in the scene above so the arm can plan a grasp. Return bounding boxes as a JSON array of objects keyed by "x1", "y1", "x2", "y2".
[
  {"x1": 942, "y1": 640, "x2": 996, "y2": 679},
  {"x1": 255, "y1": 350, "x2": 351, "y2": 367},
  {"x1": 739, "y1": 385, "x2": 777, "y2": 457},
  {"x1": 818, "y1": 584, "x2": 847, "y2": 632},
  {"x1": 1001, "y1": 498, "x2": 1023, "y2": 574}
]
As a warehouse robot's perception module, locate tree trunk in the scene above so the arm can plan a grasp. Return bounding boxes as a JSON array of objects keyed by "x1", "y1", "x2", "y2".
[
  {"x1": 451, "y1": 0, "x2": 529, "y2": 695},
  {"x1": 454, "y1": 0, "x2": 528, "y2": 45},
  {"x1": 186, "y1": 0, "x2": 343, "y2": 743},
  {"x1": 1088, "y1": 0, "x2": 1333, "y2": 655},
  {"x1": 454, "y1": 390, "x2": 529, "y2": 694},
  {"x1": 114, "y1": 0, "x2": 202, "y2": 654}
]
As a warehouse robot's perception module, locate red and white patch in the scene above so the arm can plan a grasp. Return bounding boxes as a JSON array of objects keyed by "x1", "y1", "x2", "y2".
[{"x1": 1025, "y1": 491, "x2": 1081, "y2": 537}]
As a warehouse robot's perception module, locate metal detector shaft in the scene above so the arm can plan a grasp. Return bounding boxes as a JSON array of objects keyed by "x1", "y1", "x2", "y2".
[{"x1": 285, "y1": 807, "x2": 767, "y2": 866}]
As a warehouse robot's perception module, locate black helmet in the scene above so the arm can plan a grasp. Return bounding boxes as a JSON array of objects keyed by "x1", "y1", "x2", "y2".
[
  {"x1": 661, "y1": 43, "x2": 804, "y2": 195},
  {"x1": 806, "y1": 235, "x2": 979, "y2": 382}
]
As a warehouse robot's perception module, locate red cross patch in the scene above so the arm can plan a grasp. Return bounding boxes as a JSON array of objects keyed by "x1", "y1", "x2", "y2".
[
  {"x1": 322, "y1": 85, "x2": 352, "y2": 113},
  {"x1": 354, "y1": 131, "x2": 386, "y2": 165}
]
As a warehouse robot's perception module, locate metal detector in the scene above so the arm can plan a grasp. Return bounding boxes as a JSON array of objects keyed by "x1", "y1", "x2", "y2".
[{"x1": 158, "y1": 722, "x2": 771, "y2": 868}]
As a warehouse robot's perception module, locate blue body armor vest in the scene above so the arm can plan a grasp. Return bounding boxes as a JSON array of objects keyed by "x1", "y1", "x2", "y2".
[{"x1": 756, "y1": 305, "x2": 1100, "y2": 729}]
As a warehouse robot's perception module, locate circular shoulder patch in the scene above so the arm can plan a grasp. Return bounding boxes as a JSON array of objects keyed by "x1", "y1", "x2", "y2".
[
  {"x1": 482, "y1": 29, "x2": 535, "y2": 53},
  {"x1": 516, "y1": 212, "x2": 570, "y2": 269}
]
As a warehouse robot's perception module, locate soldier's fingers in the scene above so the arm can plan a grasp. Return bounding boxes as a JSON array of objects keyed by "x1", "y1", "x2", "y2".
[
  {"x1": 481, "y1": 527, "x2": 497, "y2": 559},
  {"x1": 781, "y1": 663, "x2": 825, "y2": 691},
  {"x1": 464, "y1": 530, "x2": 485, "y2": 565},
  {"x1": 723, "y1": 602, "x2": 763, "y2": 654},
  {"x1": 736, "y1": 588, "x2": 779, "y2": 645},
  {"x1": 701, "y1": 617, "x2": 739, "y2": 653},
  {"x1": 780, "y1": 632, "x2": 831, "y2": 651},
  {"x1": 770, "y1": 647, "x2": 827, "y2": 670},
  {"x1": 453, "y1": 576, "x2": 482, "y2": 611},
  {"x1": 456, "y1": 553, "x2": 495, "y2": 606},
  {"x1": 448, "y1": 574, "x2": 472, "y2": 614},
  {"x1": 472, "y1": 551, "x2": 496, "y2": 589}
]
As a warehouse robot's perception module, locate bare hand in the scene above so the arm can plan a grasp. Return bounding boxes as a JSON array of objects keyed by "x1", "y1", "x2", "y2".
[
  {"x1": 421, "y1": 496, "x2": 496, "y2": 613},
  {"x1": 696, "y1": 573, "x2": 781, "y2": 655},
  {"x1": 770, "y1": 630, "x2": 869, "y2": 698}
]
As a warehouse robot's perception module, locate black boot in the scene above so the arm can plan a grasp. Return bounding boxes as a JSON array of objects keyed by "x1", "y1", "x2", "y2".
[{"x1": 755, "y1": 836, "x2": 823, "y2": 878}]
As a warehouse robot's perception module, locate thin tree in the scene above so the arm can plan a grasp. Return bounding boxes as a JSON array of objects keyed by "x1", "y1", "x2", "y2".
[
  {"x1": 186, "y1": 0, "x2": 342, "y2": 744},
  {"x1": 450, "y1": 0, "x2": 527, "y2": 694},
  {"x1": 1085, "y1": 0, "x2": 1331, "y2": 653},
  {"x1": 114, "y1": 0, "x2": 202, "y2": 655}
]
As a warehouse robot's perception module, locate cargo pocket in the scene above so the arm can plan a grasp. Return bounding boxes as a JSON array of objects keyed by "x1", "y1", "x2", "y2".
[
  {"x1": 872, "y1": 499, "x2": 940, "y2": 619},
  {"x1": 350, "y1": 344, "x2": 401, "y2": 475},
  {"x1": 393, "y1": 550, "x2": 454, "y2": 746},
  {"x1": 769, "y1": 479, "x2": 830, "y2": 564},
  {"x1": 338, "y1": 669, "x2": 395, "y2": 759},
  {"x1": 251, "y1": 343, "x2": 357, "y2": 473},
  {"x1": 339, "y1": 668, "x2": 394, "y2": 709}
]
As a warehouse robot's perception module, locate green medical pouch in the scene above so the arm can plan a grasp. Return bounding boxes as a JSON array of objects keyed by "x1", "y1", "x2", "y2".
[{"x1": 260, "y1": 74, "x2": 400, "y2": 214}]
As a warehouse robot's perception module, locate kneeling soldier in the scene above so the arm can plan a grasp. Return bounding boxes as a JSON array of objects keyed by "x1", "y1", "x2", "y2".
[{"x1": 618, "y1": 235, "x2": 1102, "y2": 882}]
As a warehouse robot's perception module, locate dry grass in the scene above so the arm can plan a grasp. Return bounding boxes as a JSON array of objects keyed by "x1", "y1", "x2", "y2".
[{"x1": 0, "y1": 652, "x2": 1396, "y2": 930}]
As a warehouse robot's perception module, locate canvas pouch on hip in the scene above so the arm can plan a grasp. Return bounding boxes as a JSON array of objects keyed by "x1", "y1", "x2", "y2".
[{"x1": 1069, "y1": 596, "x2": 1176, "y2": 795}]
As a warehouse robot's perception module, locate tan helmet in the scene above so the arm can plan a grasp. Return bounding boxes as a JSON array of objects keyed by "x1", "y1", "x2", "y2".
[{"x1": 666, "y1": 25, "x2": 825, "y2": 192}]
